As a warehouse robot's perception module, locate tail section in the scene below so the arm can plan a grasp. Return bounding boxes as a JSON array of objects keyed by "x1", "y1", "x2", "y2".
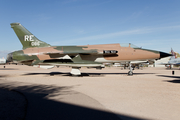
[
  {"x1": 11, "y1": 23, "x2": 51, "y2": 49},
  {"x1": 170, "y1": 48, "x2": 176, "y2": 60}
]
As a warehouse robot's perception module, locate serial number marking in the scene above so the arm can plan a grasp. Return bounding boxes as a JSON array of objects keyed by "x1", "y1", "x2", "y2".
[
  {"x1": 24, "y1": 35, "x2": 41, "y2": 46},
  {"x1": 103, "y1": 50, "x2": 118, "y2": 54}
]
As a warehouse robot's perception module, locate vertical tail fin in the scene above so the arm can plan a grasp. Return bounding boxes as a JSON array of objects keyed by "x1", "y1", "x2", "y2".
[
  {"x1": 10, "y1": 23, "x2": 51, "y2": 49},
  {"x1": 170, "y1": 48, "x2": 176, "y2": 60}
]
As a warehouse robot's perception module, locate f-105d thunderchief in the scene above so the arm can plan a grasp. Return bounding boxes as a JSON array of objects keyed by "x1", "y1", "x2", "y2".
[{"x1": 7, "y1": 23, "x2": 171, "y2": 75}]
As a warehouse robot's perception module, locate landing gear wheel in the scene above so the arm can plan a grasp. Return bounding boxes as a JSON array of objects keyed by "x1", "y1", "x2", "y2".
[{"x1": 128, "y1": 71, "x2": 133, "y2": 76}]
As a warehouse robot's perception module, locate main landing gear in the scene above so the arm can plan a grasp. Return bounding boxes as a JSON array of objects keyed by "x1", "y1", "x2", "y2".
[{"x1": 128, "y1": 62, "x2": 133, "y2": 76}]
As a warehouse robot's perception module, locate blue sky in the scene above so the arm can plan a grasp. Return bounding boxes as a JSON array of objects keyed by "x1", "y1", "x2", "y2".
[{"x1": 0, "y1": 0, "x2": 180, "y2": 58}]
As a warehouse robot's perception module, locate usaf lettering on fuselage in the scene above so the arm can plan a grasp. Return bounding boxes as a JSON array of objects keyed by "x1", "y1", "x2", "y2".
[{"x1": 24, "y1": 35, "x2": 40, "y2": 46}]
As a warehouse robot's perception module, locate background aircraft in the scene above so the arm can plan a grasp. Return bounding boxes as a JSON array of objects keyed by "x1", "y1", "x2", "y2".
[
  {"x1": 159, "y1": 49, "x2": 180, "y2": 69},
  {"x1": 0, "y1": 57, "x2": 6, "y2": 65},
  {"x1": 0, "y1": 57, "x2": 6, "y2": 68},
  {"x1": 7, "y1": 23, "x2": 171, "y2": 75}
]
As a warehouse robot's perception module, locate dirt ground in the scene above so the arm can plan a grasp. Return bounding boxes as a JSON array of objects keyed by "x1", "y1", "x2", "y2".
[{"x1": 0, "y1": 65, "x2": 180, "y2": 120}]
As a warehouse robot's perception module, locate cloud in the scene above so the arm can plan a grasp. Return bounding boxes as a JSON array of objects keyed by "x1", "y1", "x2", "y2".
[
  {"x1": 58, "y1": 25, "x2": 180, "y2": 45},
  {"x1": 60, "y1": 28, "x2": 151, "y2": 45},
  {"x1": 152, "y1": 25, "x2": 180, "y2": 31}
]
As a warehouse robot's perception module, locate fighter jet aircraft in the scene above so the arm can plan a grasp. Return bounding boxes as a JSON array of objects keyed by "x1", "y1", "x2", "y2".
[
  {"x1": 168, "y1": 50, "x2": 180, "y2": 68},
  {"x1": 159, "y1": 49, "x2": 180, "y2": 69},
  {"x1": 7, "y1": 23, "x2": 171, "y2": 75}
]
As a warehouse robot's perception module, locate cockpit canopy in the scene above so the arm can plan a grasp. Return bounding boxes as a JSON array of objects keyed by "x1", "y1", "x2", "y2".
[{"x1": 120, "y1": 43, "x2": 140, "y2": 49}]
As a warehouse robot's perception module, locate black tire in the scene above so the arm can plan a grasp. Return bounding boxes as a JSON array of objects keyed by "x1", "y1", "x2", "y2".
[{"x1": 128, "y1": 71, "x2": 133, "y2": 76}]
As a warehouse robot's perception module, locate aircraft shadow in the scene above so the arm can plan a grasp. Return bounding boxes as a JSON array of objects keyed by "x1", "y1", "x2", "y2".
[
  {"x1": 165, "y1": 68, "x2": 180, "y2": 70},
  {"x1": 157, "y1": 75, "x2": 180, "y2": 84},
  {"x1": 23, "y1": 72, "x2": 155, "y2": 77},
  {"x1": 0, "y1": 82, "x2": 145, "y2": 120},
  {"x1": 0, "y1": 75, "x2": 9, "y2": 78},
  {"x1": 0, "y1": 68, "x2": 19, "y2": 70}
]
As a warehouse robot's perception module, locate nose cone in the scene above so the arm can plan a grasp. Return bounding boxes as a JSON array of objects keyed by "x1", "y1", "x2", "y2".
[
  {"x1": 160, "y1": 52, "x2": 172, "y2": 59},
  {"x1": 7, "y1": 53, "x2": 13, "y2": 62}
]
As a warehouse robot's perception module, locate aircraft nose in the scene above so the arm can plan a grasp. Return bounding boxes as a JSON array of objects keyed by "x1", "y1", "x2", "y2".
[
  {"x1": 7, "y1": 53, "x2": 13, "y2": 62},
  {"x1": 160, "y1": 52, "x2": 172, "y2": 59}
]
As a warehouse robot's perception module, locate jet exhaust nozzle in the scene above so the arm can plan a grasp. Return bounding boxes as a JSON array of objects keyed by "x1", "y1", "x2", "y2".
[{"x1": 7, "y1": 53, "x2": 13, "y2": 62}]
